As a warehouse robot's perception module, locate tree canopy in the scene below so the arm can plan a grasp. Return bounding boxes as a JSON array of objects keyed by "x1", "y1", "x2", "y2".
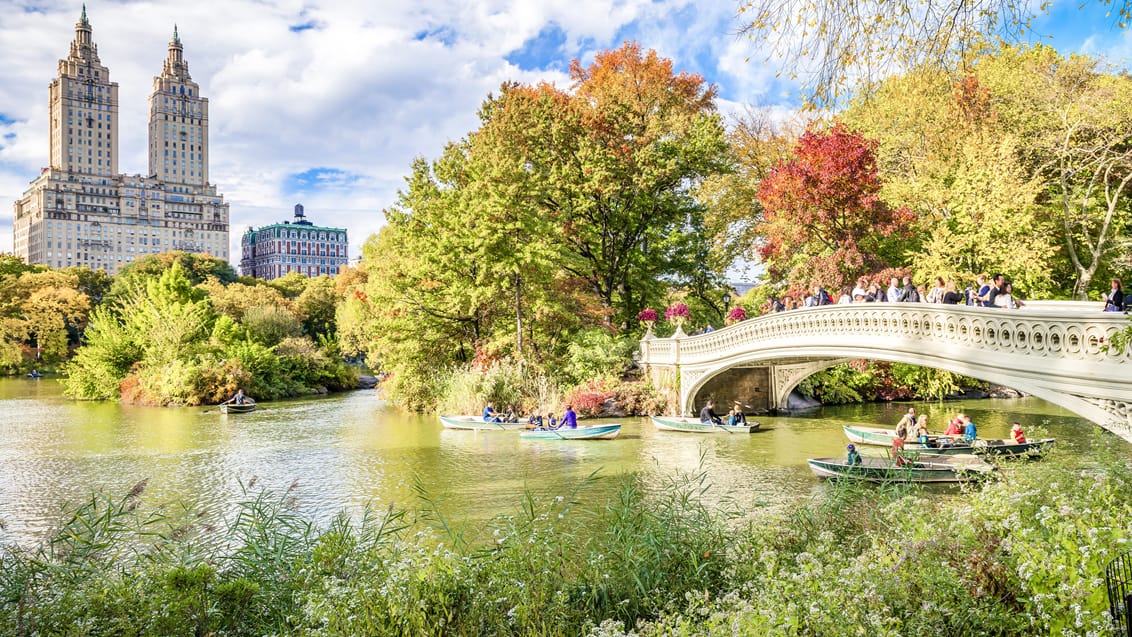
[{"x1": 737, "y1": 0, "x2": 1132, "y2": 107}]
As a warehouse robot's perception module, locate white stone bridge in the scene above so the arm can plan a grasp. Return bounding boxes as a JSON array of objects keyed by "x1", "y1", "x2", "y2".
[{"x1": 638, "y1": 301, "x2": 1132, "y2": 442}]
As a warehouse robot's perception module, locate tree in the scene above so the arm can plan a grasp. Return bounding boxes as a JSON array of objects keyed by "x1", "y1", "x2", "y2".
[
  {"x1": 736, "y1": 0, "x2": 1132, "y2": 107},
  {"x1": 842, "y1": 69, "x2": 1059, "y2": 293},
  {"x1": 755, "y1": 123, "x2": 916, "y2": 287},
  {"x1": 518, "y1": 42, "x2": 731, "y2": 323},
  {"x1": 294, "y1": 276, "x2": 341, "y2": 341},
  {"x1": 698, "y1": 108, "x2": 799, "y2": 273},
  {"x1": 976, "y1": 45, "x2": 1132, "y2": 298}
]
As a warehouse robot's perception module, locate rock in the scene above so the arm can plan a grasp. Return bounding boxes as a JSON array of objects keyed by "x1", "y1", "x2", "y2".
[
  {"x1": 358, "y1": 375, "x2": 378, "y2": 389},
  {"x1": 987, "y1": 385, "x2": 1026, "y2": 399},
  {"x1": 784, "y1": 391, "x2": 821, "y2": 411}
]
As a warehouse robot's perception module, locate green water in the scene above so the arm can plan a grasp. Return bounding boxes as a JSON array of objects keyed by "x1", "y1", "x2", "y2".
[{"x1": 0, "y1": 377, "x2": 1125, "y2": 545}]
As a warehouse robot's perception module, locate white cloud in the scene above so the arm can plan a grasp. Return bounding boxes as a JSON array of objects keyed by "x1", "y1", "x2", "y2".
[{"x1": 0, "y1": 0, "x2": 798, "y2": 261}]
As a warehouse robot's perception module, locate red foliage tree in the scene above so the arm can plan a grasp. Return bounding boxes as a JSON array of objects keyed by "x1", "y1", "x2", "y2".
[{"x1": 755, "y1": 123, "x2": 915, "y2": 289}]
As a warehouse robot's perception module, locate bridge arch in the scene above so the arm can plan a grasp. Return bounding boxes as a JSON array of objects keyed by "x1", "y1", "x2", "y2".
[{"x1": 640, "y1": 302, "x2": 1132, "y2": 442}]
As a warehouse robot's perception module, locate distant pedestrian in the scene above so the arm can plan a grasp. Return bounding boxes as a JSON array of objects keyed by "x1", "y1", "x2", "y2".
[{"x1": 1106, "y1": 279, "x2": 1125, "y2": 312}]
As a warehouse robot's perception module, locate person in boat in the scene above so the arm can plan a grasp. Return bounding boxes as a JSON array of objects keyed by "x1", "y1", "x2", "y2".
[
  {"x1": 915, "y1": 415, "x2": 931, "y2": 446},
  {"x1": 502, "y1": 404, "x2": 518, "y2": 423},
  {"x1": 846, "y1": 444, "x2": 862, "y2": 466},
  {"x1": 944, "y1": 415, "x2": 962, "y2": 437},
  {"x1": 891, "y1": 436, "x2": 911, "y2": 466},
  {"x1": 483, "y1": 401, "x2": 502, "y2": 423},
  {"x1": 1011, "y1": 422, "x2": 1026, "y2": 444},
  {"x1": 894, "y1": 408, "x2": 916, "y2": 438},
  {"x1": 546, "y1": 413, "x2": 558, "y2": 429},
  {"x1": 527, "y1": 411, "x2": 543, "y2": 428},
  {"x1": 962, "y1": 414, "x2": 978, "y2": 443},
  {"x1": 560, "y1": 405, "x2": 578, "y2": 429},
  {"x1": 731, "y1": 404, "x2": 747, "y2": 425},
  {"x1": 700, "y1": 400, "x2": 722, "y2": 425},
  {"x1": 226, "y1": 388, "x2": 253, "y2": 405}
]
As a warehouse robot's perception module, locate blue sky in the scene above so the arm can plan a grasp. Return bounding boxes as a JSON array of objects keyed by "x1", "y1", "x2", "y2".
[{"x1": 0, "y1": 0, "x2": 1129, "y2": 262}]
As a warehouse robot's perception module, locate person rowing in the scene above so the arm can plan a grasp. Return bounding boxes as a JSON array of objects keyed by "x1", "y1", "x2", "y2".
[
  {"x1": 223, "y1": 388, "x2": 255, "y2": 405},
  {"x1": 699, "y1": 400, "x2": 722, "y2": 425}
]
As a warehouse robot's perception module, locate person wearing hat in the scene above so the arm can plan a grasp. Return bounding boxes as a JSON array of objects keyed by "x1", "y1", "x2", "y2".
[{"x1": 846, "y1": 444, "x2": 862, "y2": 466}]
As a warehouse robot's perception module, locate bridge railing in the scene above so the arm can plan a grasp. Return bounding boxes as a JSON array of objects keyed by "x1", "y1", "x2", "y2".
[{"x1": 640, "y1": 302, "x2": 1132, "y2": 367}]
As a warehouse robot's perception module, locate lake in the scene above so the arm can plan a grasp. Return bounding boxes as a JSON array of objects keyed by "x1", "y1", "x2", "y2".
[{"x1": 0, "y1": 377, "x2": 1124, "y2": 545}]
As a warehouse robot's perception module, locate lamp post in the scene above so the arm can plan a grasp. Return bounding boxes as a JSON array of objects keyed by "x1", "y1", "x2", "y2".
[{"x1": 723, "y1": 291, "x2": 732, "y2": 315}]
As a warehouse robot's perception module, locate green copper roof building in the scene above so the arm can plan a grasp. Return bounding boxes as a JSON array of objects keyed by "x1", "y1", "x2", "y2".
[{"x1": 240, "y1": 204, "x2": 348, "y2": 280}]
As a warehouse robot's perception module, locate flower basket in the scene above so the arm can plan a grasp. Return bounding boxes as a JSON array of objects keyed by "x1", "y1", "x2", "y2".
[
  {"x1": 638, "y1": 308, "x2": 658, "y2": 331},
  {"x1": 725, "y1": 306, "x2": 747, "y2": 325},
  {"x1": 665, "y1": 303, "x2": 690, "y2": 336}
]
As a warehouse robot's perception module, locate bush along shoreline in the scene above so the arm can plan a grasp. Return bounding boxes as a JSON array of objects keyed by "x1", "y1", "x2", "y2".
[
  {"x1": 2, "y1": 447, "x2": 1129, "y2": 636},
  {"x1": 61, "y1": 259, "x2": 355, "y2": 406}
]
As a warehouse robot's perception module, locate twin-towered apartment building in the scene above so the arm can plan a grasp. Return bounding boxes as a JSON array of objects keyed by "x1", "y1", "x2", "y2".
[{"x1": 12, "y1": 8, "x2": 347, "y2": 279}]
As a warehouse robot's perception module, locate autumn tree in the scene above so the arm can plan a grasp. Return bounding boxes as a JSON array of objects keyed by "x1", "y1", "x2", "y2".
[
  {"x1": 842, "y1": 69, "x2": 1059, "y2": 294},
  {"x1": 698, "y1": 108, "x2": 800, "y2": 285},
  {"x1": 519, "y1": 42, "x2": 731, "y2": 323},
  {"x1": 755, "y1": 123, "x2": 915, "y2": 287}
]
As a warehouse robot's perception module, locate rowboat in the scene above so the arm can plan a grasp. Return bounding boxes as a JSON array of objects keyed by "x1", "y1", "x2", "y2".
[
  {"x1": 841, "y1": 424, "x2": 1055, "y2": 457},
  {"x1": 220, "y1": 403, "x2": 256, "y2": 414},
  {"x1": 807, "y1": 454, "x2": 995, "y2": 483},
  {"x1": 651, "y1": 416, "x2": 760, "y2": 434},
  {"x1": 438, "y1": 415, "x2": 529, "y2": 431},
  {"x1": 519, "y1": 424, "x2": 621, "y2": 440}
]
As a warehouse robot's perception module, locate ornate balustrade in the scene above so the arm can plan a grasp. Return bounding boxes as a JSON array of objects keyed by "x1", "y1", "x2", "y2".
[{"x1": 639, "y1": 302, "x2": 1132, "y2": 441}]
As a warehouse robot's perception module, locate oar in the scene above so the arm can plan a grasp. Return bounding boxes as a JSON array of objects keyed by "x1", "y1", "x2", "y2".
[{"x1": 713, "y1": 420, "x2": 734, "y2": 434}]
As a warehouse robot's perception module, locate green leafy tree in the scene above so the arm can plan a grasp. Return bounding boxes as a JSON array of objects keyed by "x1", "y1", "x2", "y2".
[
  {"x1": 843, "y1": 70, "x2": 1059, "y2": 293},
  {"x1": 976, "y1": 45, "x2": 1132, "y2": 298}
]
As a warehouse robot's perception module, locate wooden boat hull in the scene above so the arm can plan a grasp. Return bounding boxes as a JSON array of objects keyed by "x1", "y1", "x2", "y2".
[
  {"x1": 520, "y1": 424, "x2": 621, "y2": 440},
  {"x1": 651, "y1": 416, "x2": 760, "y2": 433},
  {"x1": 220, "y1": 403, "x2": 256, "y2": 414},
  {"x1": 808, "y1": 455, "x2": 994, "y2": 483},
  {"x1": 438, "y1": 415, "x2": 529, "y2": 431},
  {"x1": 841, "y1": 425, "x2": 1054, "y2": 457}
]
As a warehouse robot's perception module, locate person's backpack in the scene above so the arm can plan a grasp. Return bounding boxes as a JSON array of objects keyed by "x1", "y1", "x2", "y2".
[{"x1": 820, "y1": 289, "x2": 832, "y2": 305}]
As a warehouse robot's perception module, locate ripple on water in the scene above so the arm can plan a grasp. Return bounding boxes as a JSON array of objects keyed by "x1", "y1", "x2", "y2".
[{"x1": 0, "y1": 381, "x2": 1128, "y2": 545}]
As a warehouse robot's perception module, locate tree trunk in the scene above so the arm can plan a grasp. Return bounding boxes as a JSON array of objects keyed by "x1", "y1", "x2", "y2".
[{"x1": 514, "y1": 274, "x2": 523, "y2": 356}]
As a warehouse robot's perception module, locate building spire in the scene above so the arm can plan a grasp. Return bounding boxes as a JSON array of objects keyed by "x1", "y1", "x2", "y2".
[
  {"x1": 71, "y1": 3, "x2": 97, "y2": 62},
  {"x1": 161, "y1": 23, "x2": 191, "y2": 81}
]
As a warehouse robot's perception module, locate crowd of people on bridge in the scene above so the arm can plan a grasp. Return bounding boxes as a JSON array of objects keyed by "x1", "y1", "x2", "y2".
[{"x1": 766, "y1": 274, "x2": 1035, "y2": 313}]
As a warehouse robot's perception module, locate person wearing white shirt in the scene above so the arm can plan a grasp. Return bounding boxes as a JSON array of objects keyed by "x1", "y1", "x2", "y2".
[{"x1": 887, "y1": 277, "x2": 900, "y2": 304}]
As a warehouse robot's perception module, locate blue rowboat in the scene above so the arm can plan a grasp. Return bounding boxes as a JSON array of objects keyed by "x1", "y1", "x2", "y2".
[{"x1": 519, "y1": 424, "x2": 621, "y2": 440}]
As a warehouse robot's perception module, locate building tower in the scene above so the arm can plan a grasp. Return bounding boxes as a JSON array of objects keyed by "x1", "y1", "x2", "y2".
[
  {"x1": 148, "y1": 25, "x2": 209, "y2": 186},
  {"x1": 13, "y1": 8, "x2": 230, "y2": 273},
  {"x1": 48, "y1": 4, "x2": 119, "y2": 176}
]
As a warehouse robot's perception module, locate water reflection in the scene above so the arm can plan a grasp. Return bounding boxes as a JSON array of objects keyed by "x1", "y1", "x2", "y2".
[{"x1": 0, "y1": 377, "x2": 1127, "y2": 545}]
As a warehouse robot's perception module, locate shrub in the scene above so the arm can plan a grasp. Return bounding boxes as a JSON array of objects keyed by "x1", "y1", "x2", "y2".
[
  {"x1": 562, "y1": 328, "x2": 635, "y2": 385},
  {"x1": 565, "y1": 379, "x2": 615, "y2": 417}
]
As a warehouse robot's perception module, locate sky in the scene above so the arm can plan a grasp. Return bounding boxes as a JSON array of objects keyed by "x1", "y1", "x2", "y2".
[{"x1": 0, "y1": 0, "x2": 1130, "y2": 266}]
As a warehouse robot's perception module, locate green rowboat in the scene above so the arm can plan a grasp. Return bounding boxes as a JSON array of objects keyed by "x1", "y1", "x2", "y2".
[
  {"x1": 438, "y1": 415, "x2": 528, "y2": 431},
  {"x1": 651, "y1": 416, "x2": 760, "y2": 434},
  {"x1": 841, "y1": 424, "x2": 1054, "y2": 457},
  {"x1": 808, "y1": 454, "x2": 995, "y2": 483}
]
